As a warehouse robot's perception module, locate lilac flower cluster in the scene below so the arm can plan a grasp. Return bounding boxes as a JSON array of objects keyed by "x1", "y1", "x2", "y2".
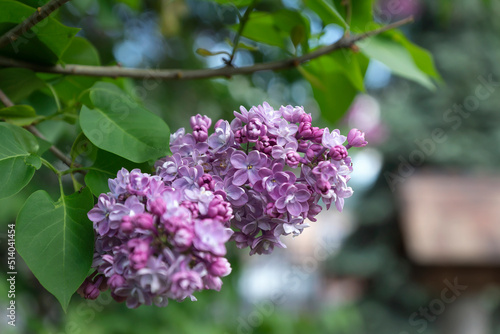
[
  {"x1": 80, "y1": 168, "x2": 233, "y2": 308},
  {"x1": 81, "y1": 102, "x2": 366, "y2": 308},
  {"x1": 158, "y1": 103, "x2": 365, "y2": 255}
]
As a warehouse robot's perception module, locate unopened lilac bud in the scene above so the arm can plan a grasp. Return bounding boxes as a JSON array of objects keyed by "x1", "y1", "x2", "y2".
[
  {"x1": 190, "y1": 114, "x2": 212, "y2": 130},
  {"x1": 312, "y1": 127, "x2": 324, "y2": 143},
  {"x1": 108, "y1": 274, "x2": 126, "y2": 289},
  {"x1": 329, "y1": 145, "x2": 348, "y2": 161},
  {"x1": 299, "y1": 113, "x2": 312, "y2": 123},
  {"x1": 234, "y1": 129, "x2": 247, "y2": 144},
  {"x1": 286, "y1": 151, "x2": 301, "y2": 168},
  {"x1": 347, "y1": 128, "x2": 368, "y2": 147},
  {"x1": 79, "y1": 275, "x2": 104, "y2": 300},
  {"x1": 121, "y1": 216, "x2": 134, "y2": 234},
  {"x1": 192, "y1": 125, "x2": 208, "y2": 142},
  {"x1": 148, "y1": 197, "x2": 166, "y2": 216},
  {"x1": 255, "y1": 135, "x2": 276, "y2": 155},
  {"x1": 198, "y1": 174, "x2": 215, "y2": 190},
  {"x1": 85, "y1": 284, "x2": 100, "y2": 300},
  {"x1": 297, "y1": 140, "x2": 309, "y2": 152},
  {"x1": 208, "y1": 257, "x2": 232, "y2": 277},
  {"x1": 128, "y1": 239, "x2": 151, "y2": 270},
  {"x1": 135, "y1": 213, "x2": 155, "y2": 230},
  {"x1": 298, "y1": 122, "x2": 313, "y2": 139},
  {"x1": 306, "y1": 144, "x2": 322, "y2": 160},
  {"x1": 181, "y1": 200, "x2": 199, "y2": 218},
  {"x1": 242, "y1": 118, "x2": 267, "y2": 142}
]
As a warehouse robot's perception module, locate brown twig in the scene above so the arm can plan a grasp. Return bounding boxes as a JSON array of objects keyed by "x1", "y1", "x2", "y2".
[
  {"x1": 227, "y1": 0, "x2": 258, "y2": 65},
  {"x1": 0, "y1": 16, "x2": 414, "y2": 80},
  {"x1": 0, "y1": 89, "x2": 74, "y2": 168},
  {"x1": 0, "y1": 0, "x2": 72, "y2": 50}
]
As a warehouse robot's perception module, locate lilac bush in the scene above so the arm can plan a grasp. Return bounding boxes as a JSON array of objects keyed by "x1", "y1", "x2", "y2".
[{"x1": 80, "y1": 102, "x2": 366, "y2": 308}]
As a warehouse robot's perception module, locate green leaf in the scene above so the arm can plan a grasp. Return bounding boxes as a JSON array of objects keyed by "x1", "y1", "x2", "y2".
[
  {"x1": 300, "y1": 52, "x2": 369, "y2": 123},
  {"x1": 0, "y1": 105, "x2": 44, "y2": 126},
  {"x1": 386, "y1": 30, "x2": 441, "y2": 81},
  {"x1": 16, "y1": 188, "x2": 95, "y2": 311},
  {"x1": 70, "y1": 132, "x2": 97, "y2": 163},
  {"x1": 80, "y1": 82, "x2": 171, "y2": 163},
  {"x1": 331, "y1": 0, "x2": 374, "y2": 32},
  {"x1": 51, "y1": 37, "x2": 101, "y2": 103},
  {"x1": 304, "y1": 0, "x2": 347, "y2": 28},
  {"x1": 358, "y1": 34, "x2": 436, "y2": 90},
  {"x1": 239, "y1": 10, "x2": 310, "y2": 50},
  {"x1": 36, "y1": 136, "x2": 52, "y2": 155},
  {"x1": 0, "y1": 68, "x2": 46, "y2": 104},
  {"x1": 60, "y1": 36, "x2": 101, "y2": 66},
  {"x1": 0, "y1": 0, "x2": 80, "y2": 65},
  {"x1": 348, "y1": 0, "x2": 374, "y2": 32},
  {"x1": 291, "y1": 24, "x2": 306, "y2": 48},
  {"x1": 0, "y1": 123, "x2": 41, "y2": 199},
  {"x1": 85, "y1": 149, "x2": 151, "y2": 197}
]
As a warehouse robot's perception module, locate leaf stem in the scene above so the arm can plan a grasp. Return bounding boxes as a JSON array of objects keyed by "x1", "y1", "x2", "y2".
[
  {"x1": 41, "y1": 157, "x2": 61, "y2": 176},
  {"x1": 60, "y1": 167, "x2": 93, "y2": 175}
]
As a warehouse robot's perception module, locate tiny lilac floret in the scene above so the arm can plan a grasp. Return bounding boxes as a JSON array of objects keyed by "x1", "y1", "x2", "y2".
[{"x1": 347, "y1": 128, "x2": 368, "y2": 147}]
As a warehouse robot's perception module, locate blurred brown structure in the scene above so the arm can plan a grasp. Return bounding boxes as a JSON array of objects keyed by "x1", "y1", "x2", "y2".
[{"x1": 399, "y1": 172, "x2": 500, "y2": 290}]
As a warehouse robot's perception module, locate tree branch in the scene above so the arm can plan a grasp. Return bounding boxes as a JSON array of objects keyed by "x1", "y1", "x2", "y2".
[
  {"x1": 0, "y1": 16, "x2": 413, "y2": 80},
  {"x1": 0, "y1": 89, "x2": 74, "y2": 168},
  {"x1": 0, "y1": 0, "x2": 72, "y2": 50}
]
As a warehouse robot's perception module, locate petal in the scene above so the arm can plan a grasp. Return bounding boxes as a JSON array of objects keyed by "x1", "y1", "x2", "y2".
[
  {"x1": 232, "y1": 170, "x2": 248, "y2": 186},
  {"x1": 248, "y1": 170, "x2": 262, "y2": 185},
  {"x1": 272, "y1": 146, "x2": 285, "y2": 159},
  {"x1": 335, "y1": 197, "x2": 345, "y2": 212},
  {"x1": 287, "y1": 201, "x2": 303, "y2": 216},
  {"x1": 247, "y1": 150, "x2": 261, "y2": 165},
  {"x1": 230, "y1": 152, "x2": 247, "y2": 169},
  {"x1": 98, "y1": 220, "x2": 110, "y2": 235},
  {"x1": 274, "y1": 172, "x2": 289, "y2": 184},
  {"x1": 88, "y1": 208, "x2": 105, "y2": 222},
  {"x1": 258, "y1": 168, "x2": 273, "y2": 178},
  {"x1": 275, "y1": 197, "x2": 286, "y2": 210},
  {"x1": 226, "y1": 185, "x2": 244, "y2": 200},
  {"x1": 295, "y1": 189, "x2": 311, "y2": 202}
]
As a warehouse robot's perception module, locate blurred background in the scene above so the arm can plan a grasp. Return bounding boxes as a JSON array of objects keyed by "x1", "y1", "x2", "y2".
[{"x1": 1, "y1": 0, "x2": 500, "y2": 333}]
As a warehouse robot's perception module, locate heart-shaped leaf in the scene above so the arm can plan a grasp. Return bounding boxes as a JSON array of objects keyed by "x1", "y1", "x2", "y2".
[
  {"x1": 16, "y1": 188, "x2": 95, "y2": 311},
  {"x1": 0, "y1": 123, "x2": 41, "y2": 198}
]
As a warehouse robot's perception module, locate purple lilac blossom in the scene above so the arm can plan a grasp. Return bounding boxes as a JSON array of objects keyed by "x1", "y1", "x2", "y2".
[{"x1": 83, "y1": 102, "x2": 364, "y2": 308}]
